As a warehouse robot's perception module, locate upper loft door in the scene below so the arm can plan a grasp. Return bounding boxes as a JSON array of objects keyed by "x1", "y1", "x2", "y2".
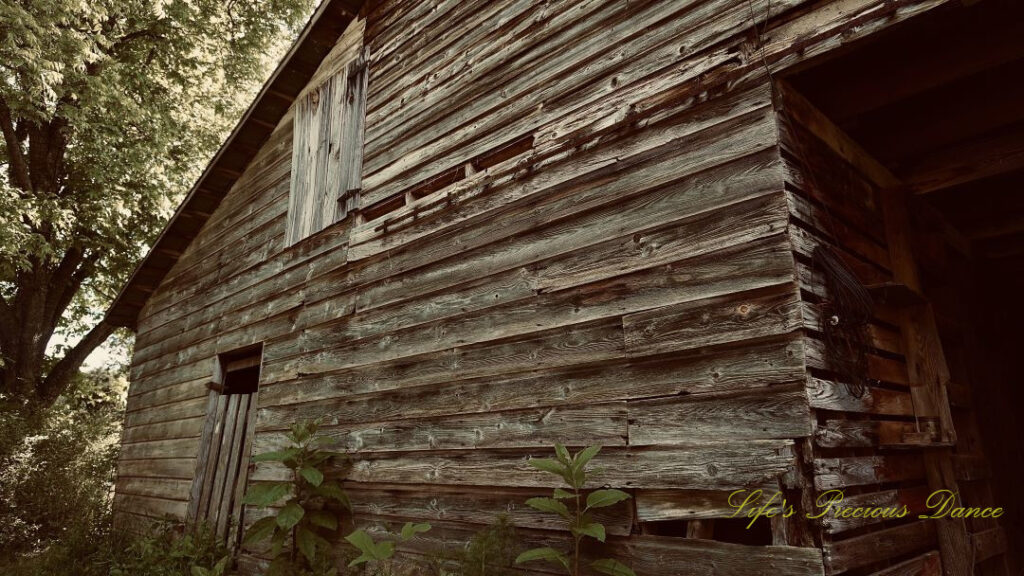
[{"x1": 187, "y1": 346, "x2": 262, "y2": 547}]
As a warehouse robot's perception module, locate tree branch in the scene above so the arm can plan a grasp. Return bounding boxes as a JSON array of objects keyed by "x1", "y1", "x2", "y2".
[
  {"x1": 0, "y1": 96, "x2": 31, "y2": 191},
  {"x1": 42, "y1": 245, "x2": 91, "y2": 330},
  {"x1": 39, "y1": 318, "x2": 116, "y2": 403}
]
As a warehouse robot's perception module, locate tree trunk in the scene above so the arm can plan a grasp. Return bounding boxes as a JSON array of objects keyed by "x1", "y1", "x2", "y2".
[{"x1": 0, "y1": 110, "x2": 115, "y2": 409}]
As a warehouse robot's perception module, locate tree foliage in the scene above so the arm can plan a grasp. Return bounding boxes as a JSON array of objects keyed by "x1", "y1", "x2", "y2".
[
  {"x1": 0, "y1": 366, "x2": 124, "y2": 564},
  {"x1": 0, "y1": 0, "x2": 314, "y2": 406}
]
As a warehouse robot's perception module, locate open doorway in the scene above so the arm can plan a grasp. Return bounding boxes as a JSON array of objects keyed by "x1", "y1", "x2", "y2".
[{"x1": 778, "y1": 1, "x2": 1021, "y2": 573}]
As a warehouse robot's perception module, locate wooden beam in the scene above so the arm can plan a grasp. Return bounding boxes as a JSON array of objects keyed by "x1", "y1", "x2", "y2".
[
  {"x1": 775, "y1": 80, "x2": 900, "y2": 189},
  {"x1": 900, "y1": 120, "x2": 1024, "y2": 194}
]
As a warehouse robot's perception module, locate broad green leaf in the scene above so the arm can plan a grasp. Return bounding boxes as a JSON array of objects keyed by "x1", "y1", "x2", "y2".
[
  {"x1": 592, "y1": 558, "x2": 637, "y2": 576},
  {"x1": 270, "y1": 528, "x2": 287, "y2": 557},
  {"x1": 290, "y1": 420, "x2": 314, "y2": 443},
  {"x1": 515, "y1": 547, "x2": 570, "y2": 570},
  {"x1": 296, "y1": 526, "x2": 318, "y2": 563},
  {"x1": 275, "y1": 502, "x2": 305, "y2": 530},
  {"x1": 586, "y1": 489, "x2": 631, "y2": 509},
  {"x1": 400, "y1": 522, "x2": 432, "y2": 541},
  {"x1": 553, "y1": 488, "x2": 575, "y2": 500},
  {"x1": 315, "y1": 480, "x2": 351, "y2": 509},
  {"x1": 525, "y1": 497, "x2": 571, "y2": 518},
  {"x1": 528, "y1": 457, "x2": 570, "y2": 483},
  {"x1": 345, "y1": 529, "x2": 377, "y2": 556},
  {"x1": 572, "y1": 521, "x2": 606, "y2": 542},
  {"x1": 573, "y1": 446, "x2": 601, "y2": 472},
  {"x1": 299, "y1": 466, "x2": 324, "y2": 486},
  {"x1": 345, "y1": 530, "x2": 395, "y2": 566},
  {"x1": 554, "y1": 444, "x2": 572, "y2": 465},
  {"x1": 242, "y1": 516, "x2": 278, "y2": 546},
  {"x1": 267, "y1": 556, "x2": 290, "y2": 576},
  {"x1": 252, "y1": 448, "x2": 300, "y2": 463},
  {"x1": 242, "y1": 482, "x2": 290, "y2": 507},
  {"x1": 309, "y1": 510, "x2": 338, "y2": 530},
  {"x1": 213, "y1": 557, "x2": 229, "y2": 576},
  {"x1": 190, "y1": 567, "x2": 209, "y2": 576}
]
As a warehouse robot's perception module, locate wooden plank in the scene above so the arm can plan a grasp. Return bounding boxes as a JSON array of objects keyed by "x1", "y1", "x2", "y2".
[
  {"x1": 628, "y1": 383, "x2": 812, "y2": 444},
  {"x1": 971, "y1": 526, "x2": 1006, "y2": 564},
  {"x1": 806, "y1": 377, "x2": 915, "y2": 416},
  {"x1": 186, "y1": 389, "x2": 219, "y2": 523},
  {"x1": 120, "y1": 436, "x2": 201, "y2": 461},
  {"x1": 776, "y1": 79, "x2": 899, "y2": 190},
  {"x1": 121, "y1": 416, "x2": 206, "y2": 444},
  {"x1": 197, "y1": 395, "x2": 228, "y2": 520},
  {"x1": 252, "y1": 442, "x2": 797, "y2": 491},
  {"x1": 866, "y1": 552, "x2": 942, "y2": 576},
  {"x1": 118, "y1": 457, "x2": 197, "y2": 481},
  {"x1": 352, "y1": 89, "x2": 778, "y2": 261},
  {"x1": 113, "y1": 493, "x2": 188, "y2": 520},
  {"x1": 254, "y1": 403, "x2": 628, "y2": 453},
  {"x1": 208, "y1": 394, "x2": 241, "y2": 529},
  {"x1": 249, "y1": 483, "x2": 634, "y2": 536},
  {"x1": 117, "y1": 477, "x2": 194, "y2": 501},
  {"x1": 217, "y1": 394, "x2": 251, "y2": 539},
  {"x1": 228, "y1": 391, "x2": 259, "y2": 549},
  {"x1": 814, "y1": 454, "x2": 925, "y2": 490},
  {"x1": 259, "y1": 317, "x2": 625, "y2": 405},
  {"x1": 816, "y1": 486, "x2": 930, "y2": 534},
  {"x1": 624, "y1": 283, "x2": 802, "y2": 357},
  {"x1": 823, "y1": 520, "x2": 936, "y2": 574},
  {"x1": 635, "y1": 485, "x2": 781, "y2": 522},
  {"x1": 622, "y1": 535, "x2": 824, "y2": 576},
  {"x1": 815, "y1": 419, "x2": 938, "y2": 448}
]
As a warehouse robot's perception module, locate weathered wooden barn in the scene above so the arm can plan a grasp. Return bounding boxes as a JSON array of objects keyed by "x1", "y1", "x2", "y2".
[{"x1": 107, "y1": 0, "x2": 1022, "y2": 574}]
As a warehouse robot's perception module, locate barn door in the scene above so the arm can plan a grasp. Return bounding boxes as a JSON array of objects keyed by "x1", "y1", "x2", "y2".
[{"x1": 187, "y1": 348, "x2": 261, "y2": 547}]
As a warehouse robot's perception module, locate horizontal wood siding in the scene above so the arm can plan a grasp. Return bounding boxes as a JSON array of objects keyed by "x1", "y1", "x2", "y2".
[{"x1": 114, "y1": 0, "x2": 961, "y2": 572}]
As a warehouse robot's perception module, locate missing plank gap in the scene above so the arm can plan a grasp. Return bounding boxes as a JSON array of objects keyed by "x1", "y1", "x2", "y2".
[
  {"x1": 361, "y1": 132, "x2": 538, "y2": 225},
  {"x1": 360, "y1": 194, "x2": 406, "y2": 222},
  {"x1": 472, "y1": 133, "x2": 536, "y2": 171}
]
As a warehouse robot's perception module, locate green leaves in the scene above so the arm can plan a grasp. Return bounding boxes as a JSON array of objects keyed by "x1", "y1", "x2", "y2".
[
  {"x1": 345, "y1": 530, "x2": 396, "y2": 566},
  {"x1": 518, "y1": 445, "x2": 634, "y2": 576},
  {"x1": 526, "y1": 497, "x2": 571, "y2": 518},
  {"x1": 587, "y1": 489, "x2": 631, "y2": 510},
  {"x1": 242, "y1": 516, "x2": 278, "y2": 547},
  {"x1": 572, "y1": 522, "x2": 606, "y2": 542},
  {"x1": 275, "y1": 501, "x2": 305, "y2": 530},
  {"x1": 529, "y1": 445, "x2": 603, "y2": 489},
  {"x1": 573, "y1": 446, "x2": 601, "y2": 473},
  {"x1": 528, "y1": 457, "x2": 568, "y2": 481},
  {"x1": 299, "y1": 466, "x2": 324, "y2": 486},
  {"x1": 400, "y1": 522, "x2": 432, "y2": 541},
  {"x1": 308, "y1": 510, "x2": 338, "y2": 530},
  {"x1": 242, "y1": 482, "x2": 289, "y2": 507},
  {"x1": 295, "y1": 526, "x2": 318, "y2": 564},
  {"x1": 592, "y1": 559, "x2": 637, "y2": 576},
  {"x1": 0, "y1": 0, "x2": 318, "y2": 413},
  {"x1": 343, "y1": 523, "x2": 431, "y2": 569},
  {"x1": 515, "y1": 547, "x2": 570, "y2": 571},
  {"x1": 242, "y1": 420, "x2": 346, "y2": 573},
  {"x1": 315, "y1": 481, "x2": 351, "y2": 509}
]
